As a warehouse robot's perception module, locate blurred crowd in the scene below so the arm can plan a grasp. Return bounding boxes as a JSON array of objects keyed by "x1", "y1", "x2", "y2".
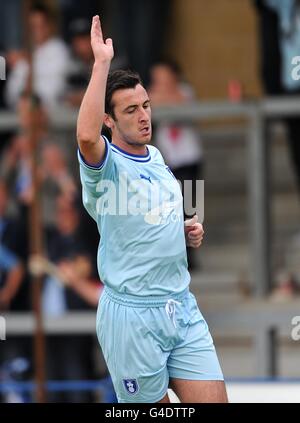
[
  {"x1": 0, "y1": 0, "x2": 203, "y2": 402},
  {"x1": 3, "y1": 0, "x2": 300, "y2": 403},
  {"x1": 0, "y1": 0, "x2": 204, "y2": 307},
  {"x1": 0, "y1": 0, "x2": 203, "y2": 309}
]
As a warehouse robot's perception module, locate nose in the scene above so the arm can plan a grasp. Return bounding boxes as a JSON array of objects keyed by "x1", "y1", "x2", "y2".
[{"x1": 138, "y1": 107, "x2": 149, "y2": 122}]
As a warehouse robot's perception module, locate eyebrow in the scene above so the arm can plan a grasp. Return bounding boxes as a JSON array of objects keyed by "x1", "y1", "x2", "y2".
[{"x1": 123, "y1": 99, "x2": 150, "y2": 113}]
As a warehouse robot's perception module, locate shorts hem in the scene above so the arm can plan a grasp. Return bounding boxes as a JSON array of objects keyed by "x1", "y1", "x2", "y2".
[
  {"x1": 118, "y1": 390, "x2": 169, "y2": 404},
  {"x1": 169, "y1": 372, "x2": 224, "y2": 381}
]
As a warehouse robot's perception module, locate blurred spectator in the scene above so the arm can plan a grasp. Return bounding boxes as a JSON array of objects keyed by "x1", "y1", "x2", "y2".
[
  {"x1": 0, "y1": 48, "x2": 17, "y2": 156},
  {"x1": 4, "y1": 49, "x2": 28, "y2": 110},
  {"x1": 57, "y1": 254, "x2": 102, "y2": 307},
  {"x1": 43, "y1": 196, "x2": 100, "y2": 314},
  {"x1": 0, "y1": 180, "x2": 31, "y2": 401},
  {"x1": 0, "y1": 245, "x2": 23, "y2": 310},
  {"x1": 65, "y1": 18, "x2": 94, "y2": 107},
  {"x1": 253, "y1": 0, "x2": 282, "y2": 95},
  {"x1": 0, "y1": 93, "x2": 41, "y2": 210},
  {"x1": 0, "y1": 92, "x2": 77, "y2": 226},
  {"x1": 148, "y1": 60, "x2": 204, "y2": 270},
  {"x1": 0, "y1": 181, "x2": 25, "y2": 310},
  {"x1": 0, "y1": 129, "x2": 33, "y2": 210},
  {"x1": 57, "y1": 0, "x2": 104, "y2": 41},
  {"x1": 39, "y1": 197, "x2": 101, "y2": 402},
  {"x1": 5, "y1": 3, "x2": 71, "y2": 111},
  {"x1": 108, "y1": 0, "x2": 171, "y2": 85},
  {"x1": 254, "y1": 0, "x2": 300, "y2": 196},
  {"x1": 40, "y1": 143, "x2": 77, "y2": 225},
  {"x1": 148, "y1": 60, "x2": 203, "y2": 208}
]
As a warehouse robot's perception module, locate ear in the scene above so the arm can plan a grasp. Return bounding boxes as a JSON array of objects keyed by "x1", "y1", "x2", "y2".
[{"x1": 104, "y1": 113, "x2": 114, "y2": 129}]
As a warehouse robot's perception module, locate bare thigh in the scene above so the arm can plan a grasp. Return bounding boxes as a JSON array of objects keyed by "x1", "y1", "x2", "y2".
[
  {"x1": 170, "y1": 379, "x2": 228, "y2": 403},
  {"x1": 157, "y1": 392, "x2": 171, "y2": 403}
]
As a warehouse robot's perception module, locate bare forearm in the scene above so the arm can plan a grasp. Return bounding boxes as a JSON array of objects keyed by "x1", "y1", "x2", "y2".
[
  {"x1": 70, "y1": 278, "x2": 102, "y2": 307},
  {"x1": 0, "y1": 264, "x2": 24, "y2": 308},
  {"x1": 76, "y1": 16, "x2": 114, "y2": 164},
  {"x1": 77, "y1": 60, "x2": 110, "y2": 146}
]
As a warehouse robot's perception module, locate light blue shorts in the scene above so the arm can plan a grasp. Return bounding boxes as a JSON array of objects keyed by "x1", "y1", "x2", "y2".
[{"x1": 96, "y1": 286, "x2": 224, "y2": 403}]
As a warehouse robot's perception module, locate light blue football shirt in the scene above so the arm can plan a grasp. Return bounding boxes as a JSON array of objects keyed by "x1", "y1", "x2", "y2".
[{"x1": 78, "y1": 135, "x2": 190, "y2": 296}]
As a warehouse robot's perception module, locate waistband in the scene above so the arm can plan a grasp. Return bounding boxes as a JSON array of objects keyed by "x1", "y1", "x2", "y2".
[{"x1": 103, "y1": 286, "x2": 189, "y2": 307}]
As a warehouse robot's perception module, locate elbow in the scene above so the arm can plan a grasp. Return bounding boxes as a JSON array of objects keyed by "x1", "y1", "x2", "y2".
[{"x1": 77, "y1": 132, "x2": 97, "y2": 148}]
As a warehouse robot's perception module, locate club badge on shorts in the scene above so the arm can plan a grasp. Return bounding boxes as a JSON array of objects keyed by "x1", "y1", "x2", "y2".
[{"x1": 123, "y1": 379, "x2": 139, "y2": 395}]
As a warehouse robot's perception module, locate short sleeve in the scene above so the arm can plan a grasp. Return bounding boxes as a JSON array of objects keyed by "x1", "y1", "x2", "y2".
[
  {"x1": 0, "y1": 244, "x2": 19, "y2": 271},
  {"x1": 148, "y1": 144, "x2": 166, "y2": 165},
  {"x1": 77, "y1": 135, "x2": 116, "y2": 221}
]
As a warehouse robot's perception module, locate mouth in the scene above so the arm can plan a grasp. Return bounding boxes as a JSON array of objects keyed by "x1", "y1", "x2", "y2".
[{"x1": 140, "y1": 126, "x2": 151, "y2": 136}]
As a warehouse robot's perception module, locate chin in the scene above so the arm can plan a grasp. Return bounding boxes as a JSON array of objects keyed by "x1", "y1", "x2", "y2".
[
  {"x1": 135, "y1": 137, "x2": 151, "y2": 145},
  {"x1": 142, "y1": 133, "x2": 152, "y2": 143}
]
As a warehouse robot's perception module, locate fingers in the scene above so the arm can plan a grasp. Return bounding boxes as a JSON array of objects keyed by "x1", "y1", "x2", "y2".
[
  {"x1": 188, "y1": 238, "x2": 203, "y2": 248},
  {"x1": 184, "y1": 214, "x2": 198, "y2": 227},
  {"x1": 187, "y1": 222, "x2": 204, "y2": 248},
  {"x1": 91, "y1": 15, "x2": 103, "y2": 42},
  {"x1": 188, "y1": 223, "x2": 204, "y2": 239},
  {"x1": 105, "y1": 38, "x2": 113, "y2": 47}
]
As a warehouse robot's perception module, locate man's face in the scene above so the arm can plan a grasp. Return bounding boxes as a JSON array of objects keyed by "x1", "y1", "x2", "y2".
[
  {"x1": 108, "y1": 84, "x2": 152, "y2": 146},
  {"x1": 72, "y1": 35, "x2": 93, "y2": 63},
  {"x1": 29, "y1": 12, "x2": 52, "y2": 46},
  {"x1": 150, "y1": 65, "x2": 178, "y2": 92}
]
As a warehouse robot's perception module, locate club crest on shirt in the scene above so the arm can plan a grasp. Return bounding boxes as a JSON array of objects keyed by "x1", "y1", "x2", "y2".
[{"x1": 123, "y1": 378, "x2": 139, "y2": 395}]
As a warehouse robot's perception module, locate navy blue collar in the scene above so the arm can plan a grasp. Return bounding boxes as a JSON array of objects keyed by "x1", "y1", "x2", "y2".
[{"x1": 110, "y1": 143, "x2": 151, "y2": 162}]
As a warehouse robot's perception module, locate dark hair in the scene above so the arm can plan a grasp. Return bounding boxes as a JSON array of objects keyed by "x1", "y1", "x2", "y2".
[
  {"x1": 152, "y1": 58, "x2": 182, "y2": 79},
  {"x1": 105, "y1": 69, "x2": 143, "y2": 119},
  {"x1": 69, "y1": 18, "x2": 90, "y2": 38},
  {"x1": 30, "y1": 2, "x2": 55, "y2": 23}
]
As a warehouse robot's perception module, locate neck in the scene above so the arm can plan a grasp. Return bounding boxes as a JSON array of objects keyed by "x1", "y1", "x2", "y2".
[{"x1": 111, "y1": 136, "x2": 148, "y2": 156}]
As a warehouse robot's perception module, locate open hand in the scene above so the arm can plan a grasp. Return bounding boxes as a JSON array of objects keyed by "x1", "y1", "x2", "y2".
[{"x1": 91, "y1": 15, "x2": 114, "y2": 63}]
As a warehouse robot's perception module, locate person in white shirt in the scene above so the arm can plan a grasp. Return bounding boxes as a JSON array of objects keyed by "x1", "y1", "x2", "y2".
[
  {"x1": 6, "y1": 4, "x2": 71, "y2": 111},
  {"x1": 148, "y1": 60, "x2": 204, "y2": 270},
  {"x1": 149, "y1": 60, "x2": 203, "y2": 174}
]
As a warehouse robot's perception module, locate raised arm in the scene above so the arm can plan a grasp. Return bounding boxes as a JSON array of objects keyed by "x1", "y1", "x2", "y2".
[{"x1": 76, "y1": 16, "x2": 114, "y2": 165}]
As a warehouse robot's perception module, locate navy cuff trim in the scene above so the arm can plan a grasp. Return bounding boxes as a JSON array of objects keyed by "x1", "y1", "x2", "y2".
[{"x1": 78, "y1": 136, "x2": 109, "y2": 170}]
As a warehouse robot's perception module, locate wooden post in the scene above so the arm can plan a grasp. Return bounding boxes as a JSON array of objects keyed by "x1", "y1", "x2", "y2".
[{"x1": 23, "y1": 0, "x2": 47, "y2": 403}]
